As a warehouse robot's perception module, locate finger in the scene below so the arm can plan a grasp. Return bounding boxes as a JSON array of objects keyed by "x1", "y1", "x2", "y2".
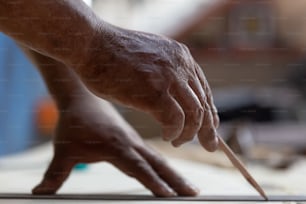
[
  {"x1": 195, "y1": 66, "x2": 220, "y2": 128},
  {"x1": 198, "y1": 102, "x2": 219, "y2": 152},
  {"x1": 111, "y1": 148, "x2": 176, "y2": 197},
  {"x1": 150, "y1": 94, "x2": 185, "y2": 141},
  {"x1": 171, "y1": 83, "x2": 203, "y2": 147},
  {"x1": 205, "y1": 85, "x2": 219, "y2": 128},
  {"x1": 136, "y1": 146, "x2": 199, "y2": 196},
  {"x1": 187, "y1": 78, "x2": 218, "y2": 152},
  {"x1": 32, "y1": 153, "x2": 75, "y2": 195}
]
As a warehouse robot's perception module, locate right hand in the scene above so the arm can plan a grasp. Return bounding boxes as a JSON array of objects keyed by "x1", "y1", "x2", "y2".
[
  {"x1": 77, "y1": 27, "x2": 219, "y2": 151},
  {"x1": 32, "y1": 94, "x2": 199, "y2": 197}
]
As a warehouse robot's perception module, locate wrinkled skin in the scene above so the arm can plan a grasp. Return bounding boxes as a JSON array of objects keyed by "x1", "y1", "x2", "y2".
[
  {"x1": 0, "y1": 0, "x2": 221, "y2": 196},
  {"x1": 23, "y1": 48, "x2": 199, "y2": 197},
  {"x1": 78, "y1": 28, "x2": 220, "y2": 150},
  {"x1": 32, "y1": 94, "x2": 199, "y2": 197},
  {"x1": 0, "y1": 0, "x2": 219, "y2": 151}
]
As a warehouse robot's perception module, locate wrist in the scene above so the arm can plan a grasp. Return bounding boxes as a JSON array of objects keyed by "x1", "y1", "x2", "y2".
[
  {"x1": 53, "y1": 88, "x2": 88, "y2": 110},
  {"x1": 71, "y1": 21, "x2": 117, "y2": 73}
]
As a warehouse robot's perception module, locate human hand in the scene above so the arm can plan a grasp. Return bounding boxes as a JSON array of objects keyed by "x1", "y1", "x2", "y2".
[
  {"x1": 0, "y1": 0, "x2": 218, "y2": 151},
  {"x1": 32, "y1": 94, "x2": 199, "y2": 197},
  {"x1": 77, "y1": 27, "x2": 219, "y2": 151}
]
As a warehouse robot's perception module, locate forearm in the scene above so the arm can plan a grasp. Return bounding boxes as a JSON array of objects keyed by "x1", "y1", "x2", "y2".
[
  {"x1": 0, "y1": 0, "x2": 108, "y2": 68},
  {"x1": 21, "y1": 47, "x2": 89, "y2": 109}
]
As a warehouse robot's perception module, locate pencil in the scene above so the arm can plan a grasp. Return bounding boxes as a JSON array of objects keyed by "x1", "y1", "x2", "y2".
[{"x1": 218, "y1": 136, "x2": 268, "y2": 201}]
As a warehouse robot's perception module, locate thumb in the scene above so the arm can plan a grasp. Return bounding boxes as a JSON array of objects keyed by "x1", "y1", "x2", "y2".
[{"x1": 32, "y1": 152, "x2": 75, "y2": 195}]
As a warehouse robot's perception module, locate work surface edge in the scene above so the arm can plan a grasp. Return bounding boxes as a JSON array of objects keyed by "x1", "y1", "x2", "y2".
[{"x1": 0, "y1": 194, "x2": 306, "y2": 202}]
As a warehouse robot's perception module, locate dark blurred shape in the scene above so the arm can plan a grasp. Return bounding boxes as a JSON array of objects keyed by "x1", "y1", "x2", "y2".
[
  {"x1": 288, "y1": 59, "x2": 306, "y2": 98},
  {"x1": 0, "y1": 34, "x2": 49, "y2": 156},
  {"x1": 219, "y1": 103, "x2": 275, "y2": 122},
  {"x1": 35, "y1": 97, "x2": 58, "y2": 137}
]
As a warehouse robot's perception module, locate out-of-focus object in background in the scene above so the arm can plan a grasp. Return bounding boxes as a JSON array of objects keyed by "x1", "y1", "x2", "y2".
[
  {"x1": 228, "y1": 1, "x2": 275, "y2": 49},
  {"x1": 90, "y1": 0, "x2": 306, "y2": 174},
  {"x1": 0, "y1": 34, "x2": 50, "y2": 156},
  {"x1": 91, "y1": 0, "x2": 305, "y2": 140},
  {"x1": 219, "y1": 122, "x2": 303, "y2": 170},
  {"x1": 276, "y1": 0, "x2": 306, "y2": 50},
  {"x1": 35, "y1": 97, "x2": 58, "y2": 137}
]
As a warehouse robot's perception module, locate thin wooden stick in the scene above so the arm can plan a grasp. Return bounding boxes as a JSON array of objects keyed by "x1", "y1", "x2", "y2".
[{"x1": 218, "y1": 136, "x2": 268, "y2": 200}]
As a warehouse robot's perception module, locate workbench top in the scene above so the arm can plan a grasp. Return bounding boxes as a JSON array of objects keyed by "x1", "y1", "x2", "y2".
[{"x1": 0, "y1": 142, "x2": 305, "y2": 204}]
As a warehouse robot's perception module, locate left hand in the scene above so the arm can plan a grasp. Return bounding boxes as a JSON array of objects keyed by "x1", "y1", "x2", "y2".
[
  {"x1": 77, "y1": 26, "x2": 220, "y2": 151},
  {"x1": 32, "y1": 93, "x2": 199, "y2": 197}
]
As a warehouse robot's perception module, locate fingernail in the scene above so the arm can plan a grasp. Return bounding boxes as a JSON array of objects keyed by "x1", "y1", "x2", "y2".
[
  {"x1": 177, "y1": 183, "x2": 200, "y2": 196},
  {"x1": 163, "y1": 128, "x2": 181, "y2": 142},
  {"x1": 157, "y1": 188, "x2": 176, "y2": 197},
  {"x1": 207, "y1": 136, "x2": 218, "y2": 152},
  {"x1": 163, "y1": 136, "x2": 172, "y2": 142},
  {"x1": 167, "y1": 189, "x2": 177, "y2": 197},
  {"x1": 188, "y1": 184, "x2": 200, "y2": 195},
  {"x1": 171, "y1": 140, "x2": 182, "y2": 147}
]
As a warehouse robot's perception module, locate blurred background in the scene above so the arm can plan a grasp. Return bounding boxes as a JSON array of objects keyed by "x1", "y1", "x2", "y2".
[
  {"x1": 1, "y1": 0, "x2": 306, "y2": 171},
  {"x1": 92, "y1": 0, "x2": 306, "y2": 170}
]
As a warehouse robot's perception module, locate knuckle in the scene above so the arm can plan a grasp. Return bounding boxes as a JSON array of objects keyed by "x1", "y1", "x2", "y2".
[
  {"x1": 152, "y1": 155, "x2": 167, "y2": 165},
  {"x1": 187, "y1": 106, "x2": 204, "y2": 127},
  {"x1": 176, "y1": 42, "x2": 189, "y2": 51},
  {"x1": 197, "y1": 106, "x2": 204, "y2": 120},
  {"x1": 134, "y1": 159, "x2": 147, "y2": 170},
  {"x1": 171, "y1": 40, "x2": 181, "y2": 48},
  {"x1": 172, "y1": 41, "x2": 191, "y2": 55},
  {"x1": 181, "y1": 43, "x2": 191, "y2": 53},
  {"x1": 167, "y1": 107, "x2": 184, "y2": 126}
]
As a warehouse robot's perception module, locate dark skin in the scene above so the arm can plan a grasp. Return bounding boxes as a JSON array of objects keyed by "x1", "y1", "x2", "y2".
[
  {"x1": 22, "y1": 48, "x2": 198, "y2": 196},
  {"x1": 0, "y1": 0, "x2": 220, "y2": 196},
  {"x1": 0, "y1": 0, "x2": 219, "y2": 149}
]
